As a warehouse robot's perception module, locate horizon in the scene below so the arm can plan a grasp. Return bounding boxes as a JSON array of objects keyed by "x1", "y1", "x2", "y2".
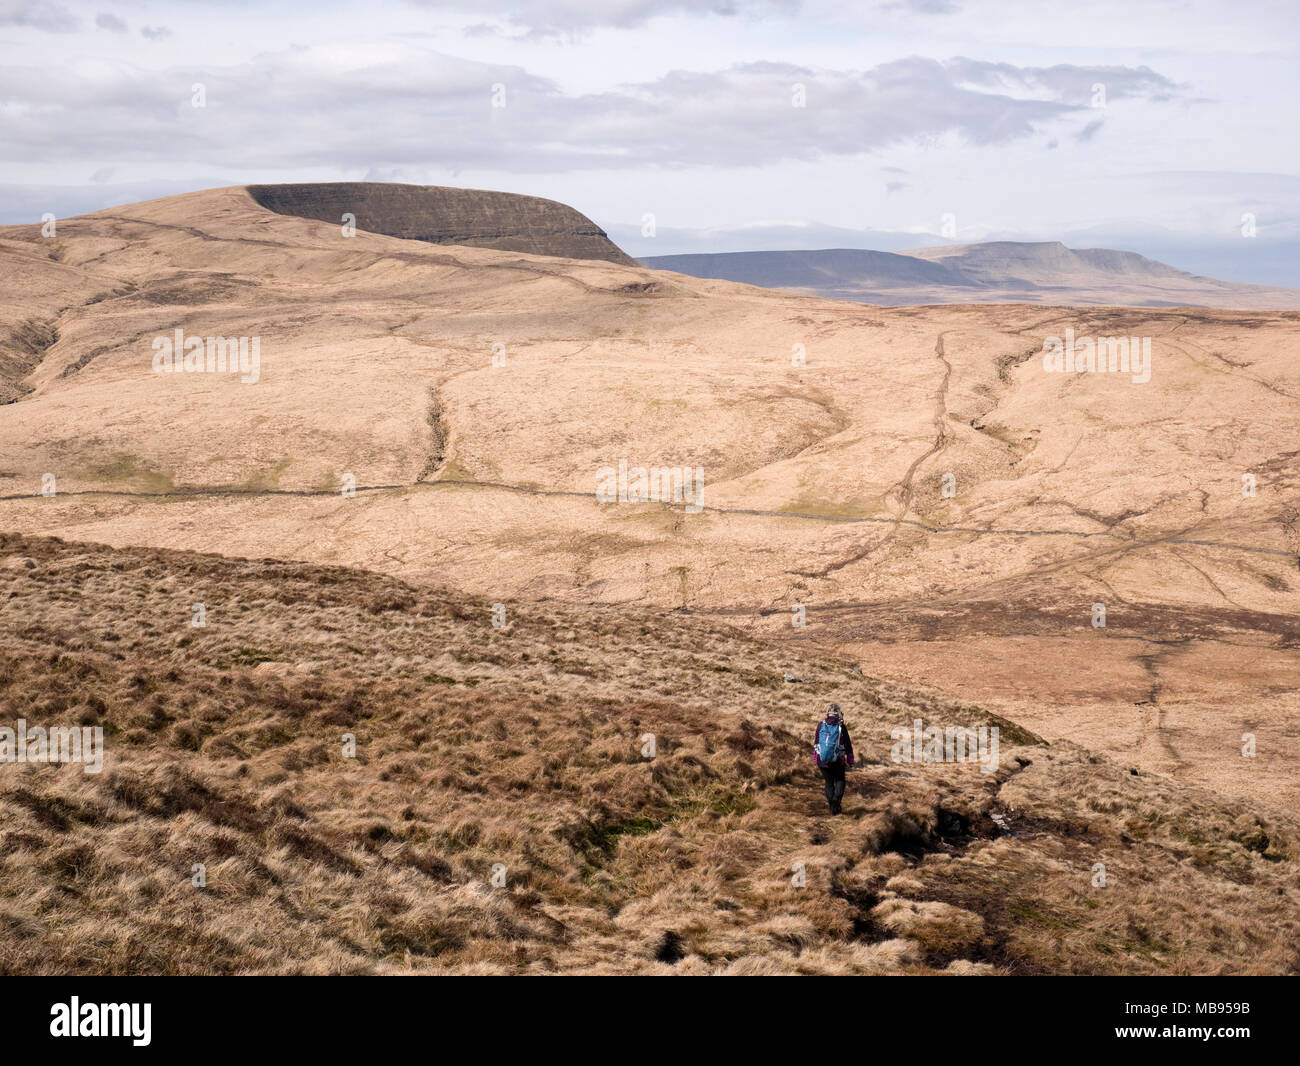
[
  {"x1": 4, "y1": 178, "x2": 1296, "y2": 290},
  {"x1": 1, "y1": 0, "x2": 1296, "y2": 287}
]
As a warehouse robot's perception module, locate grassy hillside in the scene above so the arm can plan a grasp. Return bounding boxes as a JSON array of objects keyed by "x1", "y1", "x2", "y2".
[{"x1": 2, "y1": 533, "x2": 1296, "y2": 974}]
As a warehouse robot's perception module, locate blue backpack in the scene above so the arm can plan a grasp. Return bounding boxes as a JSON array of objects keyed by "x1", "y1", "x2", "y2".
[{"x1": 816, "y1": 721, "x2": 843, "y2": 764}]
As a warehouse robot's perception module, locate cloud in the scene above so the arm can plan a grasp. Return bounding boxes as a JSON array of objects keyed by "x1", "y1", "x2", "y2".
[
  {"x1": 140, "y1": 24, "x2": 170, "y2": 40},
  {"x1": 945, "y1": 57, "x2": 1179, "y2": 107},
  {"x1": 95, "y1": 11, "x2": 126, "y2": 33},
  {"x1": 0, "y1": 0, "x2": 77, "y2": 32},
  {"x1": 0, "y1": 49, "x2": 1180, "y2": 175},
  {"x1": 883, "y1": 0, "x2": 961, "y2": 13},
  {"x1": 415, "y1": 0, "x2": 801, "y2": 37},
  {"x1": 1076, "y1": 118, "x2": 1104, "y2": 142}
]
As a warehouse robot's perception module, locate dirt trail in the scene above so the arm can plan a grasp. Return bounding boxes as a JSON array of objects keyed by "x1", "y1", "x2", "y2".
[
  {"x1": 893, "y1": 330, "x2": 954, "y2": 516},
  {"x1": 1, "y1": 475, "x2": 1293, "y2": 564},
  {"x1": 415, "y1": 388, "x2": 448, "y2": 483},
  {"x1": 1135, "y1": 642, "x2": 1188, "y2": 777}
]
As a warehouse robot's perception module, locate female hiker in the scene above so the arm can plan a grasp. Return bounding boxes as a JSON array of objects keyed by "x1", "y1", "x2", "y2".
[{"x1": 812, "y1": 703, "x2": 854, "y2": 814}]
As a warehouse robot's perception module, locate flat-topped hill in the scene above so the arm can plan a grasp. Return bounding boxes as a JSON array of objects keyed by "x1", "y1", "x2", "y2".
[{"x1": 247, "y1": 181, "x2": 636, "y2": 266}]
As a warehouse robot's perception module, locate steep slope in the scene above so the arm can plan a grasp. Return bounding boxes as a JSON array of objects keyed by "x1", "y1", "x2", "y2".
[
  {"x1": 247, "y1": 182, "x2": 637, "y2": 266},
  {"x1": 2, "y1": 533, "x2": 1296, "y2": 975}
]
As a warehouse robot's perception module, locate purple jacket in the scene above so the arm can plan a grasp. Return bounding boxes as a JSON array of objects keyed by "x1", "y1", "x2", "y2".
[{"x1": 813, "y1": 718, "x2": 854, "y2": 768}]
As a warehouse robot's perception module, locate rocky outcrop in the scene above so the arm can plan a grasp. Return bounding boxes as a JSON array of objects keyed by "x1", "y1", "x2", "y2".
[{"x1": 247, "y1": 181, "x2": 636, "y2": 266}]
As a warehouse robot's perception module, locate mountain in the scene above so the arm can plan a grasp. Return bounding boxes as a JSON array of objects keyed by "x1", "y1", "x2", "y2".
[
  {"x1": 248, "y1": 181, "x2": 637, "y2": 266},
  {"x1": 634, "y1": 247, "x2": 970, "y2": 289},
  {"x1": 904, "y1": 241, "x2": 1196, "y2": 284},
  {"x1": 640, "y1": 241, "x2": 1300, "y2": 309}
]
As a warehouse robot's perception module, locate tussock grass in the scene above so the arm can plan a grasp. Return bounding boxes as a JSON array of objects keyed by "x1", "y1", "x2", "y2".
[{"x1": 0, "y1": 533, "x2": 1296, "y2": 974}]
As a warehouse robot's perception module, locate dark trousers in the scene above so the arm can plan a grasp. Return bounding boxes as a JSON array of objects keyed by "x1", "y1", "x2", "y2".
[{"x1": 820, "y1": 762, "x2": 846, "y2": 813}]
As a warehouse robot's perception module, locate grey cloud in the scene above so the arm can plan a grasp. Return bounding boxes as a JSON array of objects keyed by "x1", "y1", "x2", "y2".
[
  {"x1": 462, "y1": 22, "x2": 506, "y2": 39},
  {"x1": 95, "y1": 11, "x2": 126, "y2": 33},
  {"x1": 883, "y1": 0, "x2": 961, "y2": 13},
  {"x1": 1076, "y1": 118, "x2": 1104, "y2": 142},
  {"x1": 141, "y1": 24, "x2": 170, "y2": 40},
  {"x1": 0, "y1": 50, "x2": 1180, "y2": 174},
  {"x1": 0, "y1": 0, "x2": 77, "y2": 31},
  {"x1": 416, "y1": 0, "x2": 800, "y2": 37}
]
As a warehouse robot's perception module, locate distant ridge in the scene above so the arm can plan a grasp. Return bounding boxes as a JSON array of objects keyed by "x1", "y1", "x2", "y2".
[
  {"x1": 640, "y1": 242, "x2": 1300, "y2": 309},
  {"x1": 902, "y1": 241, "x2": 1190, "y2": 280},
  {"x1": 248, "y1": 181, "x2": 637, "y2": 266},
  {"x1": 635, "y1": 248, "x2": 971, "y2": 289}
]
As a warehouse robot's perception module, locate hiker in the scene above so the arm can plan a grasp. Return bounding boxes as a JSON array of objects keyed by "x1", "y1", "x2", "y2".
[{"x1": 813, "y1": 703, "x2": 854, "y2": 814}]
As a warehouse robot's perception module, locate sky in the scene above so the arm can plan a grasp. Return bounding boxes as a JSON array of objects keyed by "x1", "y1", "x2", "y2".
[{"x1": 1, "y1": 0, "x2": 1297, "y2": 284}]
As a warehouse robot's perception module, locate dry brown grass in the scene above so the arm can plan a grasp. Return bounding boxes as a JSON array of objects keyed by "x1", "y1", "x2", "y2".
[{"x1": 1, "y1": 532, "x2": 1297, "y2": 975}]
